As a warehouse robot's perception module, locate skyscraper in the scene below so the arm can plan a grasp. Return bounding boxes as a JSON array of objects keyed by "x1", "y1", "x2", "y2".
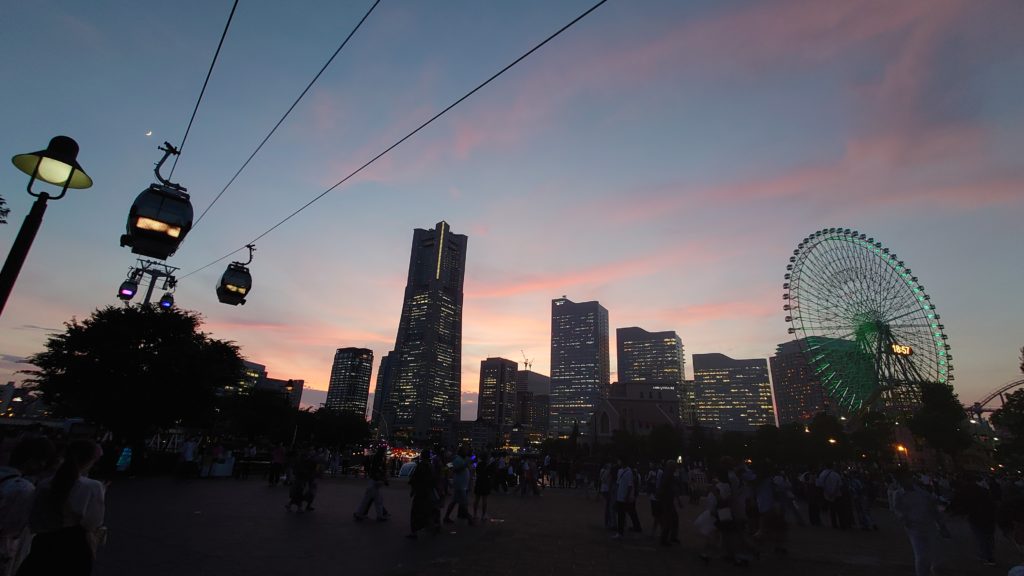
[
  {"x1": 477, "y1": 357, "x2": 518, "y2": 445},
  {"x1": 372, "y1": 350, "x2": 396, "y2": 424},
  {"x1": 385, "y1": 221, "x2": 467, "y2": 443},
  {"x1": 326, "y1": 347, "x2": 374, "y2": 417},
  {"x1": 515, "y1": 370, "x2": 551, "y2": 440},
  {"x1": 770, "y1": 340, "x2": 831, "y2": 424},
  {"x1": 616, "y1": 326, "x2": 686, "y2": 422},
  {"x1": 693, "y1": 353, "x2": 775, "y2": 431},
  {"x1": 550, "y1": 296, "x2": 609, "y2": 439}
]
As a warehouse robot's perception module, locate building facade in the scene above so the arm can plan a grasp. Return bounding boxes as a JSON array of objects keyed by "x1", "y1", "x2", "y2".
[
  {"x1": 549, "y1": 297, "x2": 610, "y2": 439},
  {"x1": 372, "y1": 351, "x2": 396, "y2": 424},
  {"x1": 693, "y1": 353, "x2": 775, "y2": 432},
  {"x1": 257, "y1": 377, "x2": 304, "y2": 409},
  {"x1": 769, "y1": 340, "x2": 831, "y2": 425},
  {"x1": 616, "y1": 326, "x2": 686, "y2": 422},
  {"x1": 383, "y1": 221, "x2": 468, "y2": 444},
  {"x1": 477, "y1": 357, "x2": 518, "y2": 445},
  {"x1": 594, "y1": 382, "x2": 683, "y2": 441},
  {"x1": 515, "y1": 370, "x2": 551, "y2": 439},
  {"x1": 325, "y1": 347, "x2": 374, "y2": 417}
]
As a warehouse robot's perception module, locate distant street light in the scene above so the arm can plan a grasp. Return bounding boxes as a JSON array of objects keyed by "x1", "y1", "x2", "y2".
[
  {"x1": 0, "y1": 136, "x2": 91, "y2": 317},
  {"x1": 827, "y1": 437, "x2": 837, "y2": 445}
]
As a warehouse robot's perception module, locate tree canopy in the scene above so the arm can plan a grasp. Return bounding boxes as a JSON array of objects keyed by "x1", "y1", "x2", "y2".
[
  {"x1": 25, "y1": 305, "x2": 244, "y2": 440},
  {"x1": 907, "y1": 381, "x2": 972, "y2": 459}
]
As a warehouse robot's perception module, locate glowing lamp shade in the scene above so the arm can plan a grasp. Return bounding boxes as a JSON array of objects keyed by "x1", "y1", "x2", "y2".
[{"x1": 12, "y1": 136, "x2": 92, "y2": 189}]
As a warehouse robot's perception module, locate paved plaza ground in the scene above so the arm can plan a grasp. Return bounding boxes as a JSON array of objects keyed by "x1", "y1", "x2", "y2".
[{"x1": 94, "y1": 475, "x2": 1020, "y2": 576}]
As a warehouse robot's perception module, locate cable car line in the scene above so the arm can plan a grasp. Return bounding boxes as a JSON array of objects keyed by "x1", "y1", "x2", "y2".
[
  {"x1": 168, "y1": 0, "x2": 240, "y2": 181},
  {"x1": 178, "y1": 0, "x2": 609, "y2": 281},
  {"x1": 192, "y1": 0, "x2": 382, "y2": 230}
]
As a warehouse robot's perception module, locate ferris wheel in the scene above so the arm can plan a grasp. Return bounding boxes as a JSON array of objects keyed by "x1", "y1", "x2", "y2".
[{"x1": 782, "y1": 228, "x2": 953, "y2": 416}]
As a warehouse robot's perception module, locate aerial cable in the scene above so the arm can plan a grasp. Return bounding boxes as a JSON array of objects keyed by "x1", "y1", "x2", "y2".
[
  {"x1": 192, "y1": 0, "x2": 382, "y2": 229},
  {"x1": 179, "y1": 0, "x2": 609, "y2": 280},
  {"x1": 168, "y1": 0, "x2": 240, "y2": 180}
]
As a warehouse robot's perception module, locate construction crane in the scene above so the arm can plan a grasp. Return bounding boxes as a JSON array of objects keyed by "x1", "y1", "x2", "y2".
[{"x1": 520, "y1": 350, "x2": 532, "y2": 371}]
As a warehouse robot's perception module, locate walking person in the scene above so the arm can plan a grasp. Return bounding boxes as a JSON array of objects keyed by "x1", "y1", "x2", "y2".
[
  {"x1": 353, "y1": 446, "x2": 389, "y2": 521},
  {"x1": 443, "y1": 447, "x2": 473, "y2": 525},
  {"x1": 893, "y1": 472, "x2": 951, "y2": 576},
  {"x1": 287, "y1": 448, "x2": 318, "y2": 512},
  {"x1": 658, "y1": 461, "x2": 681, "y2": 546},
  {"x1": 268, "y1": 443, "x2": 285, "y2": 486},
  {"x1": 407, "y1": 450, "x2": 437, "y2": 539},
  {"x1": 951, "y1": 473, "x2": 997, "y2": 566},
  {"x1": 0, "y1": 437, "x2": 55, "y2": 576},
  {"x1": 473, "y1": 453, "x2": 496, "y2": 521},
  {"x1": 599, "y1": 462, "x2": 614, "y2": 529},
  {"x1": 817, "y1": 462, "x2": 843, "y2": 528},
  {"x1": 17, "y1": 440, "x2": 106, "y2": 576},
  {"x1": 646, "y1": 462, "x2": 663, "y2": 538},
  {"x1": 612, "y1": 458, "x2": 641, "y2": 538}
]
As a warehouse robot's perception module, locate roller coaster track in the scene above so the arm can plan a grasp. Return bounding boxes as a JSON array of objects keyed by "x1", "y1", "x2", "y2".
[{"x1": 968, "y1": 377, "x2": 1024, "y2": 415}]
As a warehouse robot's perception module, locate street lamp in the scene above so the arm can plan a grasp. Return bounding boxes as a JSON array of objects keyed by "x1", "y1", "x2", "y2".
[{"x1": 0, "y1": 136, "x2": 91, "y2": 317}]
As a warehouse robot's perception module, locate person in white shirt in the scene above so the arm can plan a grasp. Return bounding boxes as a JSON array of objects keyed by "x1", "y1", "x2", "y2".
[
  {"x1": 17, "y1": 439, "x2": 105, "y2": 576},
  {"x1": 0, "y1": 437, "x2": 54, "y2": 576}
]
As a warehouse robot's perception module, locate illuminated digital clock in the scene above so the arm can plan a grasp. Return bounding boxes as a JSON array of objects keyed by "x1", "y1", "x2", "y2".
[{"x1": 890, "y1": 343, "x2": 913, "y2": 356}]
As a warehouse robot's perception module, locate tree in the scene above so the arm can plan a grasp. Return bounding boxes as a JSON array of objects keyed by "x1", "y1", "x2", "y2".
[
  {"x1": 849, "y1": 411, "x2": 895, "y2": 462},
  {"x1": 990, "y1": 389, "x2": 1024, "y2": 469},
  {"x1": 907, "y1": 381, "x2": 972, "y2": 460},
  {"x1": 25, "y1": 305, "x2": 244, "y2": 441}
]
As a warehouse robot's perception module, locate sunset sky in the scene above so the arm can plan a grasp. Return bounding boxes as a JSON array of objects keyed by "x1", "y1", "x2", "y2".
[{"x1": 1, "y1": 1, "x2": 1022, "y2": 419}]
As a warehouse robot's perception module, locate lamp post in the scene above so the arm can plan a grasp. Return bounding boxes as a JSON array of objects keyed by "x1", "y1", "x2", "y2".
[{"x1": 0, "y1": 136, "x2": 91, "y2": 317}]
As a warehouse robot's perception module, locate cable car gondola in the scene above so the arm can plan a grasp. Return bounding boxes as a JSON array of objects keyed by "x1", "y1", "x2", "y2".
[
  {"x1": 217, "y1": 245, "x2": 255, "y2": 306},
  {"x1": 120, "y1": 143, "x2": 193, "y2": 260}
]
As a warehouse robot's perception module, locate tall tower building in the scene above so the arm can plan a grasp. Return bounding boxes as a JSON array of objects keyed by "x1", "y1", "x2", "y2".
[
  {"x1": 616, "y1": 327, "x2": 686, "y2": 422},
  {"x1": 326, "y1": 347, "x2": 374, "y2": 417},
  {"x1": 372, "y1": 350, "x2": 396, "y2": 425},
  {"x1": 550, "y1": 296, "x2": 610, "y2": 439},
  {"x1": 770, "y1": 340, "x2": 831, "y2": 425},
  {"x1": 477, "y1": 357, "x2": 518, "y2": 445},
  {"x1": 693, "y1": 353, "x2": 775, "y2": 432},
  {"x1": 386, "y1": 221, "x2": 468, "y2": 443},
  {"x1": 515, "y1": 370, "x2": 551, "y2": 439}
]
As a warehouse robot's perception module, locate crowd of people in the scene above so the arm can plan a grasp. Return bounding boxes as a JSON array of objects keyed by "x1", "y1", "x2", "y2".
[{"x1": 4, "y1": 428, "x2": 1024, "y2": 575}]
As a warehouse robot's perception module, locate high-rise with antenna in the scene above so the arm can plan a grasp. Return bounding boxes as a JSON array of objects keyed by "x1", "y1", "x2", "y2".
[{"x1": 383, "y1": 221, "x2": 467, "y2": 445}]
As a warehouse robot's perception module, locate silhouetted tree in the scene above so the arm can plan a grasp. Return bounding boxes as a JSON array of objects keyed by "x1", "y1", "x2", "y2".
[
  {"x1": 647, "y1": 424, "x2": 683, "y2": 461},
  {"x1": 907, "y1": 381, "x2": 972, "y2": 461},
  {"x1": 24, "y1": 305, "x2": 243, "y2": 441},
  {"x1": 217, "y1": 388, "x2": 295, "y2": 443},
  {"x1": 294, "y1": 408, "x2": 370, "y2": 447},
  {"x1": 849, "y1": 411, "x2": 895, "y2": 462},
  {"x1": 990, "y1": 389, "x2": 1024, "y2": 469}
]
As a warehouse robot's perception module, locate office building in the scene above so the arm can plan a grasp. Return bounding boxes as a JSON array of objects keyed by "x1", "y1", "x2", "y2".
[
  {"x1": 693, "y1": 353, "x2": 775, "y2": 432},
  {"x1": 257, "y1": 378, "x2": 304, "y2": 409},
  {"x1": 326, "y1": 347, "x2": 374, "y2": 417},
  {"x1": 515, "y1": 370, "x2": 551, "y2": 439},
  {"x1": 549, "y1": 296, "x2": 609, "y2": 439},
  {"x1": 372, "y1": 351, "x2": 396, "y2": 424},
  {"x1": 477, "y1": 357, "x2": 518, "y2": 445},
  {"x1": 384, "y1": 221, "x2": 468, "y2": 443},
  {"x1": 770, "y1": 340, "x2": 831, "y2": 424},
  {"x1": 616, "y1": 326, "x2": 686, "y2": 422}
]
